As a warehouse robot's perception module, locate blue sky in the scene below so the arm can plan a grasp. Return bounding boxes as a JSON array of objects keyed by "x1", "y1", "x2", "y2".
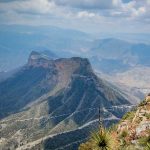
[{"x1": 0, "y1": 0, "x2": 149, "y2": 33}]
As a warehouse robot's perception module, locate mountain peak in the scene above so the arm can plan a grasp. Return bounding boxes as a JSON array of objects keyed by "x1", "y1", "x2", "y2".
[
  {"x1": 27, "y1": 51, "x2": 92, "y2": 73},
  {"x1": 0, "y1": 51, "x2": 134, "y2": 149},
  {"x1": 55, "y1": 57, "x2": 91, "y2": 69},
  {"x1": 27, "y1": 51, "x2": 52, "y2": 68},
  {"x1": 29, "y1": 51, "x2": 49, "y2": 60}
]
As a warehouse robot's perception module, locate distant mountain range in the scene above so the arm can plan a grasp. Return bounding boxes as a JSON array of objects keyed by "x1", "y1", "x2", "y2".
[
  {"x1": 0, "y1": 25, "x2": 150, "y2": 74},
  {"x1": 0, "y1": 25, "x2": 90, "y2": 71},
  {"x1": 88, "y1": 38, "x2": 150, "y2": 96},
  {"x1": 0, "y1": 25, "x2": 149, "y2": 105},
  {"x1": 0, "y1": 25, "x2": 149, "y2": 150},
  {"x1": 90, "y1": 38, "x2": 150, "y2": 73},
  {"x1": 0, "y1": 52, "x2": 137, "y2": 149}
]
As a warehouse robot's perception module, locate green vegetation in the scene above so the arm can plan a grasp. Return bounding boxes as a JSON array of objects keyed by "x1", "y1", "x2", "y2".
[
  {"x1": 120, "y1": 130, "x2": 128, "y2": 138},
  {"x1": 91, "y1": 129, "x2": 116, "y2": 150},
  {"x1": 79, "y1": 127, "x2": 150, "y2": 150},
  {"x1": 138, "y1": 131, "x2": 150, "y2": 150},
  {"x1": 79, "y1": 128, "x2": 118, "y2": 150},
  {"x1": 145, "y1": 113, "x2": 150, "y2": 119},
  {"x1": 119, "y1": 130, "x2": 129, "y2": 148},
  {"x1": 122, "y1": 111, "x2": 135, "y2": 121},
  {"x1": 79, "y1": 97, "x2": 150, "y2": 150},
  {"x1": 139, "y1": 99, "x2": 147, "y2": 107}
]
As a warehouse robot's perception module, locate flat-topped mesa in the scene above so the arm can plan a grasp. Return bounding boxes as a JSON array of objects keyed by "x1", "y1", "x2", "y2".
[
  {"x1": 55, "y1": 57, "x2": 92, "y2": 73},
  {"x1": 27, "y1": 51, "x2": 92, "y2": 73}
]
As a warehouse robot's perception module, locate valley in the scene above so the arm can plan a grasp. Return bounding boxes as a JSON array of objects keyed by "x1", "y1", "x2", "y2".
[{"x1": 0, "y1": 0, "x2": 149, "y2": 149}]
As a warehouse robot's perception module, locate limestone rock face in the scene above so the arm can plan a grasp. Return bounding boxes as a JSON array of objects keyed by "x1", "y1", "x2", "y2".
[
  {"x1": 117, "y1": 96, "x2": 150, "y2": 144},
  {"x1": 0, "y1": 51, "x2": 133, "y2": 150},
  {"x1": 28, "y1": 51, "x2": 53, "y2": 68}
]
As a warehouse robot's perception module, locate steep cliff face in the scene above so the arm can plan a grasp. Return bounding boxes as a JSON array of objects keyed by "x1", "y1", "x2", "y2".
[
  {"x1": 0, "y1": 52, "x2": 92, "y2": 118},
  {"x1": 28, "y1": 51, "x2": 54, "y2": 68},
  {"x1": 0, "y1": 52, "x2": 136, "y2": 149}
]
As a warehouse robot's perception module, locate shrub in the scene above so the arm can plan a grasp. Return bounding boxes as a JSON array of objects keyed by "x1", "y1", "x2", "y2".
[
  {"x1": 91, "y1": 128, "x2": 118, "y2": 150},
  {"x1": 122, "y1": 111, "x2": 135, "y2": 121},
  {"x1": 79, "y1": 128, "x2": 118, "y2": 150},
  {"x1": 138, "y1": 131, "x2": 150, "y2": 150}
]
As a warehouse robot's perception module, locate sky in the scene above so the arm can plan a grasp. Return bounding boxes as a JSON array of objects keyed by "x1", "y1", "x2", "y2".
[{"x1": 0, "y1": 0, "x2": 150, "y2": 33}]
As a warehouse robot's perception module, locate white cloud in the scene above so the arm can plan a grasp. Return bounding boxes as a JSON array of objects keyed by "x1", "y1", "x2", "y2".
[
  {"x1": 77, "y1": 11, "x2": 96, "y2": 18},
  {"x1": 108, "y1": 0, "x2": 149, "y2": 22},
  {"x1": 0, "y1": 0, "x2": 56, "y2": 14},
  {"x1": 131, "y1": 7, "x2": 146, "y2": 17},
  {"x1": 125, "y1": 0, "x2": 149, "y2": 21},
  {"x1": 52, "y1": 0, "x2": 122, "y2": 9},
  {"x1": 0, "y1": 0, "x2": 149, "y2": 33}
]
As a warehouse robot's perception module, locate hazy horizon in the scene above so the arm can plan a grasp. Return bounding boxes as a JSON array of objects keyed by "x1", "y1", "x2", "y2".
[{"x1": 0, "y1": 0, "x2": 149, "y2": 34}]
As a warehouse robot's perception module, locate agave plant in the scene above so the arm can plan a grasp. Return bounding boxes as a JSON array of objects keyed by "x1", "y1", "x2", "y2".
[{"x1": 91, "y1": 128, "x2": 117, "y2": 150}]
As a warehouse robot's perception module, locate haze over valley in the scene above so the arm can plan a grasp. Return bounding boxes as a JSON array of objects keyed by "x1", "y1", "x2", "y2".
[{"x1": 0, "y1": 0, "x2": 150, "y2": 150}]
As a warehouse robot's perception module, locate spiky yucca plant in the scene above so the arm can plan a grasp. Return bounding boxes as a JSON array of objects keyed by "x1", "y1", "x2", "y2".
[{"x1": 91, "y1": 128, "x2": 117, "y2": 150}]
